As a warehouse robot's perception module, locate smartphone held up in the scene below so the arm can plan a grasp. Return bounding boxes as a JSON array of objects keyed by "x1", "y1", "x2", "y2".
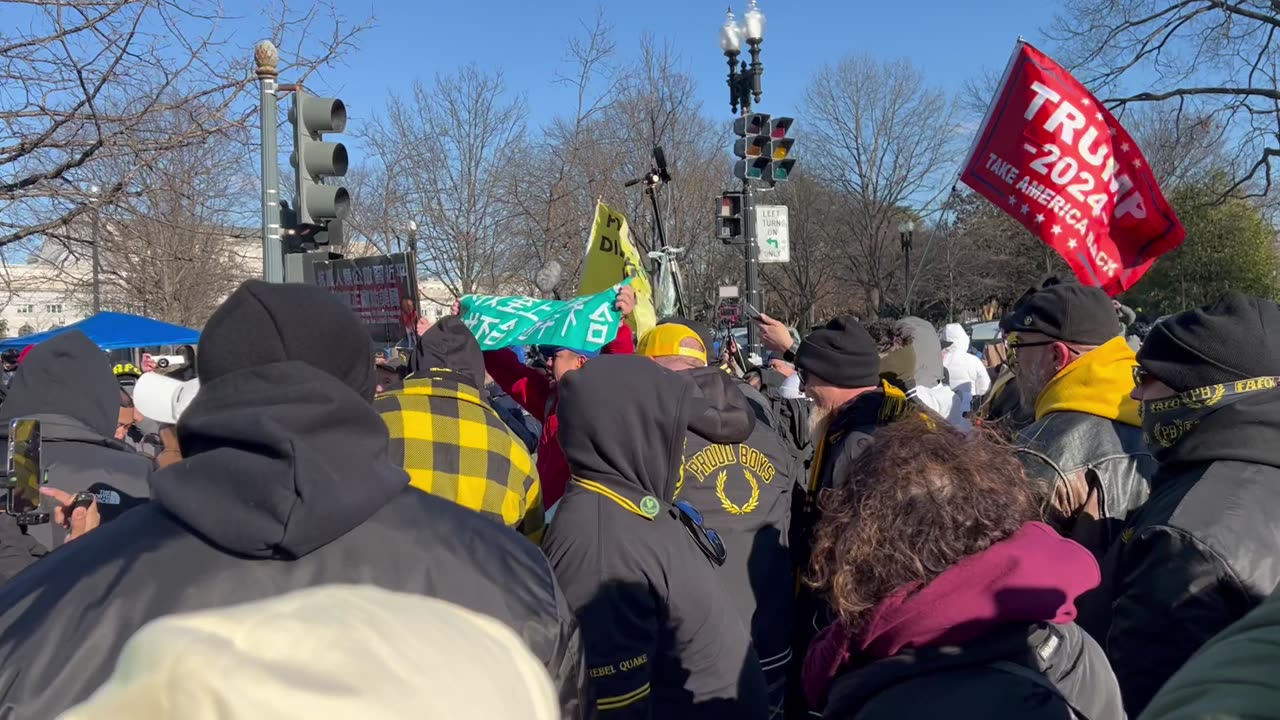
[{"x1": 6, "y1": 418, "x2": 50, "y2": 525}]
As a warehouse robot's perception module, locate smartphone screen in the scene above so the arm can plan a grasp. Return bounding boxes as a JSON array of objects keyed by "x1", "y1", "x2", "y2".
[
  {"x1": 742, "y1": 301, "x2": 762, "y2": 320},
  {"x1": 7, "y1": 418, "x2": 42, "y2": 515}
]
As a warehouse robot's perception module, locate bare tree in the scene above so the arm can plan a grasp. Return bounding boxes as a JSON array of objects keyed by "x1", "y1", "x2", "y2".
[
  {"x1": 506, "y1": 29, "x2": 733, "y2": 311},
  {"x1": 69, "y1": 103, "x2": 258, "y2": 327},
  {"x1": 1, "y1": 0, "x2": 366, "y2": 254},
  {"x1": 362, "y1": 66, "x2": 528, "y2": 297},
  {"x1": 804, "y1": 55, "x2": 959, "y2": 316},
  {"x1": 600, "y1": 36, "x2": 735, "y2": 316},
  {"x1": 761, "y1": 172, "x2": 844, "y2": 327},
  {"x1": 502, "y1": 10, "x2": 623, "y2": 295},
  {"x1": 1048, "y1": 0, "x2": 1280, "y2": 197},
  {"x1": 1122, "y1": 104, "x2": 1233, "y2": 191}
]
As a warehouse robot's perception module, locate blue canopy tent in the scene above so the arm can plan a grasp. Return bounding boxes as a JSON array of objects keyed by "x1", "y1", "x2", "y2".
[{"x1": 0, "y1": 312, "x2": 199, "y2": 351}]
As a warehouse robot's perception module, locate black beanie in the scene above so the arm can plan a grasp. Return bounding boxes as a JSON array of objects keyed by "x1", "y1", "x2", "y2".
[
  {"x1": 413, "y1": 316, "x2": 486, "y2": 392},
  {"x1": 1138, "y1": 292, "x2": 1280, "y2": 393},
  {"x1": 199, "y1": 280, "x2": 377, "y2": 402},
  {"x1": 794, "y1": 315, "x2": 880, "y2": 389}
]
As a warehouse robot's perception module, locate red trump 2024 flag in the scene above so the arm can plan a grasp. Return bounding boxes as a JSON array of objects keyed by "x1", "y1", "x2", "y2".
[{"x1": 960, "y1": 42, "x2": 1185, "y2": 296}]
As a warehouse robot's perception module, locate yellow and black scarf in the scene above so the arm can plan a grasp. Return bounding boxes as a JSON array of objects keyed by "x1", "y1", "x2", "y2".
[{"x1": 1142, "y1": 376, "x2": 1280, "y2": 451}]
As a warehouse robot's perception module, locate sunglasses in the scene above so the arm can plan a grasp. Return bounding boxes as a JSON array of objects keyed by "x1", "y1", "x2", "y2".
[
  {"x1": 674, "y1": 499, "x2": 726, "y2": 567},
  {"x1": 1006, "y1": 339, "x2": 1079, "y2": 367}
]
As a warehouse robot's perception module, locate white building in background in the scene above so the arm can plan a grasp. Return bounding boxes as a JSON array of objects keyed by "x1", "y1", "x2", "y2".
[
  {"x1": 0, "y1": 254, "x2": 92, "y2": 337},
  {"x1": 0, "y1": 232, "x2": 457, "y2": 338},
  {"x1": 417, "y1": 278, "x2": 454, "y2": 322}
]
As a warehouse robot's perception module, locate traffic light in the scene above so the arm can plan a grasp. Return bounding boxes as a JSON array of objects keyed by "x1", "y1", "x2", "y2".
[
  {"x1": 290, "y1": 87, "x2": 350, "y2": 232},
  {"x1": 717, "y1": 191, "x2": 744, "y2": 242},
  {"x1": 733, "y1": 113, "x2": 796, "y2": 184},
  {"x1": 767, "y1": 117, "x2": 796, "y2": 183},
  {"x1": 733, "y1": 113, "x2": 771, "y2": 183},
  {"x1": 733, "y1": 113, "x2": 770, "y2": 137},
  {"x1": 734, "y1": 135, "x2": 769, "y2": 159},
  {"x1": 734, "y1": 157, "x2": 772, "y2": 182}
]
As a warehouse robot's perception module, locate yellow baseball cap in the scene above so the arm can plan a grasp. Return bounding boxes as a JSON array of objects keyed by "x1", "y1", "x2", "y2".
[{"x1": 637, "y1": 324, "x2": 707, "y2": 365}]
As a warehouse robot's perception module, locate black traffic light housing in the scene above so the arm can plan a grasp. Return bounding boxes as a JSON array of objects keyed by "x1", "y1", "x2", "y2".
[
  {"x1": 767, "y1": 116, "x2": 797, "y2": 183},
  {"x1": 717, "y1": 191, "x2": 744, "y2": 243},
  {"x1": 732, "y1": 113, "x2": 797, "y2": 185}
]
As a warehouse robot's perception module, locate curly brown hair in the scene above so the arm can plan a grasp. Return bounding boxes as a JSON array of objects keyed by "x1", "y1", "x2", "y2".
[{"x1": 806, "y1": 415, "x2": 1042, "y2": 630}]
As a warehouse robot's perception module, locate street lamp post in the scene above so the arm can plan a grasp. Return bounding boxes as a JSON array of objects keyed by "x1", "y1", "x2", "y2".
[
  {"x1": 720, "y1": 1, "x2": 767, "y2": 358},
  {"x1": 405, "y1": 219, "x2": 417, "y2": 257},
  {"x1": 255, "y1": 40, "x2": 285, "y2": 283},
  {"x1": 899, "y1": 220, "x2": 915, "y2": 314}
]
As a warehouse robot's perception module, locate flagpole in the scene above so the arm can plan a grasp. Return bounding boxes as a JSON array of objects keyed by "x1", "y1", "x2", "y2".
[{"x1": 958, "y1": 38, "x2": 1026, "y2": 178}]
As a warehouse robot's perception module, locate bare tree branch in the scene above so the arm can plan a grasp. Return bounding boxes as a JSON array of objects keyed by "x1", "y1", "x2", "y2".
[
  {"x1": 1, "y1": 0, "x2": 368, "y2": 251},
  {"x1": 803, "y1": 54, "x2": 960, "y2": 317},
  {"x1": 1049, "y1": 0, "x2": 1280, "y2": 197}
]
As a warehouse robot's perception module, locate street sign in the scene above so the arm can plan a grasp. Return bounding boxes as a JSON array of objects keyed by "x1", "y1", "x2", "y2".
[
  {"x1": 718, "y1": 285, "x2": 740, "y2": 299},
  {"x1": 754, "y1": 205, "x2": 790, "y2": 263}
]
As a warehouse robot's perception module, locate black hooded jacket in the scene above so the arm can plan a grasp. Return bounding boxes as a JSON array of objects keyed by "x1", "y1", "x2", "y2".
[
  {"x1": 544, "y1": 355, "x2": 768, "y2": 719},
  {"x1": 679, "y1": 367, "x2": 796, "y2": 687},
  {"x1": 0, "y1": 330, "x2": 151, "y2": 552},
  {"x1": 824, "y1": 624, "x2": 1121, "y2": 720},
  {"x1": 0, "y1": 282, "x2": 587, "y2": 720},
  {"x1": 1083, "y1": 387, "x2": 1280, "y2": 716},
  {"x1": 410, "y1": 316, "x2": 487, "y2": 393}
]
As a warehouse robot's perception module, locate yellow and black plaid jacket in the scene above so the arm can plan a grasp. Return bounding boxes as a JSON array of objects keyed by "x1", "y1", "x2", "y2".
[{"x1": 375, "y1": 372, "x2": 545, "y2": 543}]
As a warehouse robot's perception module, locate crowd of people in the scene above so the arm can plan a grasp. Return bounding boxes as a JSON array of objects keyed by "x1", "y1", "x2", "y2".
[{"x1": 0, "y1": 274, "x2": 1277, "y2": 719}]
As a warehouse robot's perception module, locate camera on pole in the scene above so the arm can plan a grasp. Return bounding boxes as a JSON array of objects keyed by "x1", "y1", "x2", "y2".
[{"x1": 289, "y1": 87, "x2": 349, "y2": 251}]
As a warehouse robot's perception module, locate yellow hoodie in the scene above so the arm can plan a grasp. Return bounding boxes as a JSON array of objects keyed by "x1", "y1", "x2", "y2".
[{"x1": 1034, "y1": 336, "x2": 1141, "y2": 427}]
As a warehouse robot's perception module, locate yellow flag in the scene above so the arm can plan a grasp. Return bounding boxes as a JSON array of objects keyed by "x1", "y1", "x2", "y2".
[{"x1": 580, "y1": 201, "x2": 656, "y2": 337}]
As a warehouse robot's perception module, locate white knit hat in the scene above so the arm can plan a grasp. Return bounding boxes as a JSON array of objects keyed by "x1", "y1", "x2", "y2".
[{"x1": 58, "y1": 585, "x2": 559, "y2": 720}]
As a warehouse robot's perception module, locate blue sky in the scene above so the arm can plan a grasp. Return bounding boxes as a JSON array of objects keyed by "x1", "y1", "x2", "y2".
[{"x1": 238, "y1": 0, "x2": 1060, "y2": 148}]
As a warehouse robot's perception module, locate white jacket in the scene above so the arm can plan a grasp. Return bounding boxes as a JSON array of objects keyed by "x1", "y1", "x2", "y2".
[
  {"x1": 941, "y1": 324, "x2": 992, "y2": 421},
  {"x1": 912, "y1": 382, "x2": 960, "y2": 428}
]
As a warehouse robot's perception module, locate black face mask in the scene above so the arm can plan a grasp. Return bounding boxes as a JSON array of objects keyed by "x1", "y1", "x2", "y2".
[{"x1": 1141, "y1": 376, "x2": 1280, "y2": 451}]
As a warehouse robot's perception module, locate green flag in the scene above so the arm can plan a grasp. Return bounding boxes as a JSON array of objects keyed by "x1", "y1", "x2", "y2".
[{"x1": 460, "y1": 280, "x2": 628, "y2": 352}]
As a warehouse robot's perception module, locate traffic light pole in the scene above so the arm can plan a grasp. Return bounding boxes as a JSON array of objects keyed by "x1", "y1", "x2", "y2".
[
  {"x1": 255, "y1": 41, "x2": 285, "y2": 283},
  {"x1": 743, "y1": 177, "x2": 760, "y2": 360}
]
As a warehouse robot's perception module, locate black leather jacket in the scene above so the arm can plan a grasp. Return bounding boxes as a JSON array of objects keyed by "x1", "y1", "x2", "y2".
[
  {"x1": 1015, "y1": 411, "x2": 1155, "y2": 558},
  {"x1": 1081, "y1": 387, "x2": 1280, "y2": 716},
  {"x1": 1090, "y1": 460, "x2": 1280, "y2": 716}
]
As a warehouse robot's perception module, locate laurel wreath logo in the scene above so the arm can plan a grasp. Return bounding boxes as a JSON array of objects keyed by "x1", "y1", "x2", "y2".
[
  {"x1": 717, "y1": 468, "x2": 760, "y2": 515},
  {"x1": 1183, "y1": 384, "x2": 1225, "y2": 409}
]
